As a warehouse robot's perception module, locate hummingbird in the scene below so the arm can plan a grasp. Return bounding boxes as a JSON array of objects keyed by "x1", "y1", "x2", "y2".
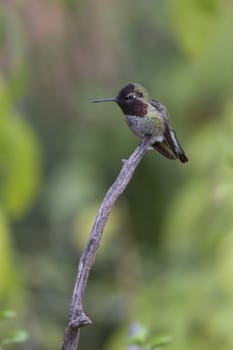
[{"x1": 93, "y1": 83, "x2": 188, "y2": 163}]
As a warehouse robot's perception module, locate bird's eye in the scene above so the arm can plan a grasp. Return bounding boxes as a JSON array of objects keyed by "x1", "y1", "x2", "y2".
[{"x1": 126, "y1": 94, "x2": 135, "y2": 101}]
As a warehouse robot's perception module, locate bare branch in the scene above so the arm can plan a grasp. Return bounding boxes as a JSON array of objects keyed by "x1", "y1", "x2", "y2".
[{"x1": 61, "y1": 136, "x2": 151, "y2": 350}]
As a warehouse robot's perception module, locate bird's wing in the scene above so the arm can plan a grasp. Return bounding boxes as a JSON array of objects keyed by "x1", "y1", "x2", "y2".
[
  {"x1": 150, "y1": 99, "x2": 168, "y2": 119},
  {"x1": 150, "y1": 99, "x2": 188, "y2": 163},
  {"x1": 152, "y1": 141, "x2": 176, "y2": 160}
]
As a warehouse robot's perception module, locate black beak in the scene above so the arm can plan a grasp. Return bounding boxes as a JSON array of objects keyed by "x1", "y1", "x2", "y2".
[{"x1": 92, "y1": 98, "x2": 118, "y2": 103}]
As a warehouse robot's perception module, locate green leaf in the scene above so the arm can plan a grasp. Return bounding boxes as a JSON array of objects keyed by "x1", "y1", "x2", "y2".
[
  {"x1": 0, "y1": 309, "x2": 16, "y2": 320},
  {"x1": 127, "y1": 327, "x2": 148, "y2": 346},
  {"x1": 2, "y1": 329, "x2": 29, "y2": 345},
  {"x1": 150, "y1": 334, "x2": 173, "y2": 349},
  {"x1": 0, "y1": 75, "x2": 41, "y2": 219},
  {"x1": 0, "y1": 108, "x2": 41, "y2": 219}
]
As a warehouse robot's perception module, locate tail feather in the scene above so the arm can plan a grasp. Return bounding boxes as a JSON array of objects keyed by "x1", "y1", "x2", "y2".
[{"x1": 164, "y1": 127, "x2": 188, "y2": 163}]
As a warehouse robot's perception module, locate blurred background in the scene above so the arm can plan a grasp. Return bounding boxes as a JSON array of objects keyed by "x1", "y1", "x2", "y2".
[{"x1": 0, "y1": 0, "x2": 233, "y2": 349}]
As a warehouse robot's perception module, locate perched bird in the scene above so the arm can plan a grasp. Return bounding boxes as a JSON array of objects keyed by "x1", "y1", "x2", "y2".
[{"x1": 93, "y1": 83, "x2": 188, "y2": 163}]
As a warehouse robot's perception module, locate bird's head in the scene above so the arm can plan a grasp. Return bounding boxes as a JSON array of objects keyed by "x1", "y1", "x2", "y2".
[{"x1": 93, "y1": 82, "x2": 149, "y2": 116}]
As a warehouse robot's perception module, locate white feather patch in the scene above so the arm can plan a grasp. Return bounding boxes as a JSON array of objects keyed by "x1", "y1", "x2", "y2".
[
  {"x1": 150, "y1": 135, "x2": 164, "y2": 143},
  {"x1": 170, "y1": 130, "x2": 180, "y2": 153}
]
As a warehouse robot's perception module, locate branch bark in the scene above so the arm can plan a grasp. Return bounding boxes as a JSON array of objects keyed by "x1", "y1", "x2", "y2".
[{"x1": 61, "y1": 136, "x2": 151, "y2": 350}]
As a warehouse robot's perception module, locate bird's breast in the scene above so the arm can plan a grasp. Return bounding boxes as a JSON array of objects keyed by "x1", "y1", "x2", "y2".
[{"x1": 125, "y1": 115, "x2": 164, "y2": 139}]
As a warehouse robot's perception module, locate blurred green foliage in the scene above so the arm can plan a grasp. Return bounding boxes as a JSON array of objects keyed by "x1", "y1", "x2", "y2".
[
  {"x1": 0, "y1": 1, "x2": 232, "y2": 349},
  {"x1": 0, "y1": 309, "x2": 29, "y2": 349},
  {"x1": 127, "y1": 323, "x2": 172, "y2": 350},
  {"x1": 0, "y1": 78, "x2": 41, "y2": 218},
  {"x1": 0, "y1": 69, "x2": 41, "y2": 305}
]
